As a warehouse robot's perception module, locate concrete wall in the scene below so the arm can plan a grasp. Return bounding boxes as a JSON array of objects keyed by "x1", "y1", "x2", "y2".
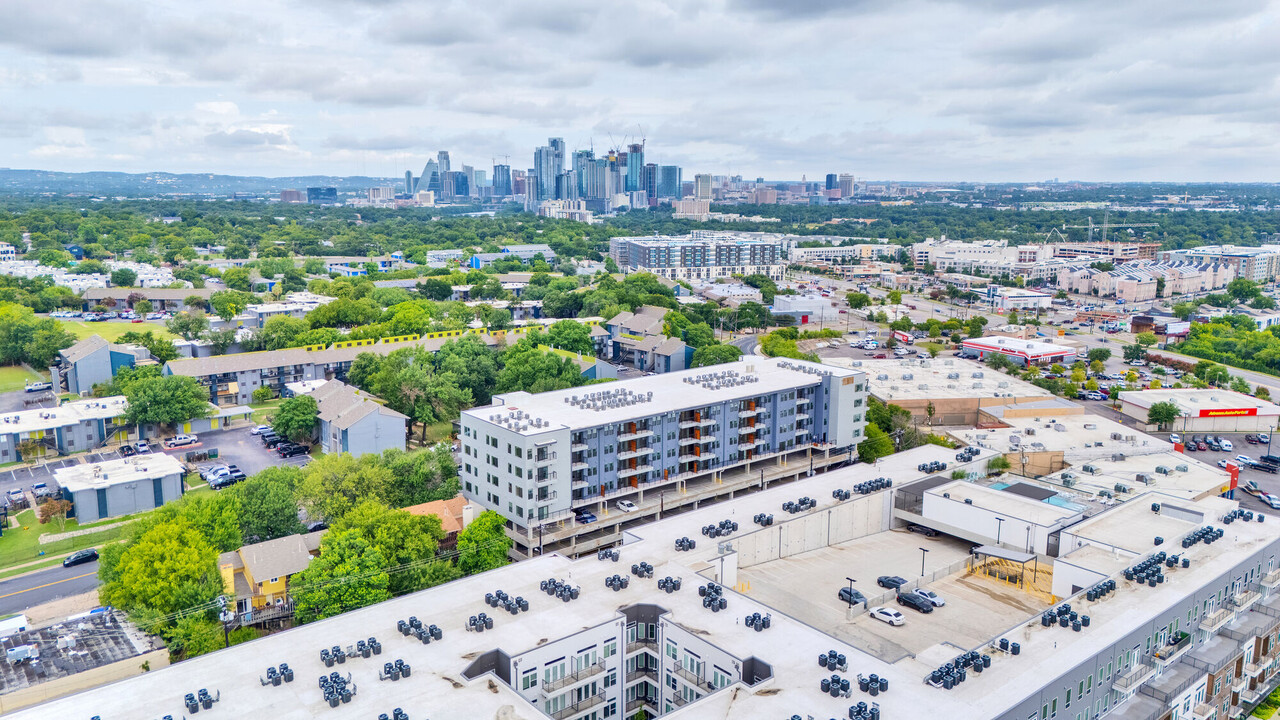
[
  {"x1": 920, "y1": 490, "x2": 1078, "y2": 555},
  {"x1": 69, "y1": 347, "x2": 113, "y2": 396},
  {"x1": 735, "y1": 491, "x2": 893, "y2": 568},
  {"x1": 0, "y1": 648, "x2": 169, "y2": 714},
  {"x1": 342, "y1": 411, "x2": 407, "y2": 458}
]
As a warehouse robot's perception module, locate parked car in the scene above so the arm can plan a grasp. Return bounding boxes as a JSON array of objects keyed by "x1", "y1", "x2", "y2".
[
  {"x1": 1197, "y1": 442, "x2": 1208, "y2": 451},
  {"x1": 62, "y1": 549, "x2": 99, "y2": 568},
  {"x1": 1086, "y1": 391, "x2": 1106, "y2": 401},
  {"x1": 913, "y1": 588, "x2": 946, "y2": 607},
  {"x1": 1218, "y1": 459, "x2": 1231, "y2": 469},
  {"x1": 906, "y1": 524, "x2": 938, "y2": 537},
  {"x1": 1246, "y1": 434, "x2": 1259, "y2": 444},
  {"x1": 277, "y1": 443, "x2": 309, "y2": 458},
  {"x1": 868, "y1": 607, "x2": 905, "y2": 626},
  {"x1": 837, "y1": 587, "x2": 866, "y2": 605},
  {"x1": 1128, "y1": 359, "x2": 1146, "y2": 366},
  {"x1": 1206, "y1": 439, "x2": 1221, "y2": 451},
  {"x1": 1262, "y1": 494, "x2": 1280, "y2": 510},
  {"x1": 616, "y1": 499, "x2": 638, "y2": 513},
  {"x1": 201, "y1": 465, "x2": 231, "y2": 481},
  {"x1": 1169, "y1": 433, "x2": 1181, "y2": 445},
  {"x1": 23, "y1": 381, "x2": 52, "y2": 393},
  {"x1": 1260, "y1": 434, "x2": 1271, "y2": 444},
  {"x1": 877, "y1": 575, "x2": 907, "y2": 589},
  {"x1": 168, "y1": 434, "x2": 198, "y2": 447},
  {"x1": 31, "y1": 482, "x2": 52, "y2": 499},
  {"x1": 135, "y1": 441, "x2": 150, "y2": 453},
  {"x1": 1220, "y1": 439, "x2": 1235, "y2": 452},
  {"x1": 575, "y1": 510, "x2": 597, "y2": 524},
  {"x1": 896, "y1": 592, "x2": 935, "y2": 614},
  {"x1": 249, "y1": 425, "x2": 272, "y2": 435},
  {"x1": 1236, "y1": 455, "x2": 1254, "y2": 466},
  {"x1": 119, "y1": 444, "x2": 136, "y2": 457},
  {"x1": 262, "y1": 433, "x2": 284, "y2": 448}
]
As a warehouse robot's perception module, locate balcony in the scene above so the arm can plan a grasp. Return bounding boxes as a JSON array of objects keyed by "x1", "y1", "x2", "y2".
[
  {"x1": 795, "y1": 412, "x2": 810, "y2": 421},
  {"x1": 571, "y1": 461, "x2": 589, "y2": 471},
  {"x1": 678, "y1": 418, "x2": 716, "y2": 429},
  {"x1": 544, "y1": 661, "x2": 607, "y2": 693},
  {"x1": 536, "y1": 491, "x2": 558, "y2": 505},
  {"x1": 1246, "y1": 662, "x2": 1267, "y2": 678},
  {"x1": 571, "y1": 478, "x2": 589, "y2": 490},
  {"x1": 618, "y1": 447, "x2": 654, "y2": 461},
  {"x1": 1230, "y1": 590, "x2": 1261, "y2": 612},
  {"x1": 679, "y1": 453, "x2": 701, "y2": 463},
  {"x1": 627, "y1": 698, "x2": 657, "y2": 714},
  {"x1": 1155, "y1": 632, "x2": 1193, "y2": 663},
  {"x1": 678, "y1": 435, "x2": 713, "y2": 446},
  {"x1": 626, "y1": 638, "x2": 656, "y2": 654},
  {"x1": 617, "y1": 464, "x2": 654, "y2": 480},
  {"x1": 550, "y1": 692, "x2": 606, "y2": 720},
  {"x1": 796, "y1": 427, "x2": 810, "y2": 435},
  {"x1": 571, "y1": 442, "x2": 588, "y2": 452},
  {"x1": 1189, "y1": 704, "x2": 1214, "y2": 720},
  {"x1": 618, "y1": 429, "x2": 654, "y2": 442},
  {"x1": 536, "y1": 472, "x2": 554, "y2": 485},
  {"x1": 796, "y1": 397, "x2": 812, "y2": 405},
  {"x1": 737, "y1": 408, "x2": 761, "y2": 418},
  {"x1": 672, "y1": 664, "x2": 704, "y2": 688},
  {"x1": 737, "y1": 425, "x2": 757, "y2": 435},
  {"x1": 1113, "y1": 663, "x2": 1155, "y2": 692},
  {"x1": 535, "y1": 452, "x2": 556, "y2": 465},
  {"x1": 672, "y1": 694, "x2": 690, "y2": 708},
  {"x1": 627, "y1": 668, "x2": 657, "y2": 684},
  {"x1": 1233, "y1": 676, "x2": 1248, "y2": 693},
  {"x1": 1201, "y1": 607, "x2": 1233, "y2": 633},
  {"x1": 1261, "y1": 569, "x2": 1280, "y2": 590}
]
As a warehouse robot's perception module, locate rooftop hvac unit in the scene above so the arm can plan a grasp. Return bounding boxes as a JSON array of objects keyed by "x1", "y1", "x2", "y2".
[
  {"x1": 1155, "y1": 466, "x2": 1170, "y2": 475},
  {"x1": 903, "y1": 374, "x2": 914, "y2": 381},
  {"x1": 1082, "y1": 464, "x2": 1099, "y2": 475},
  {"x1": 1110, "y1": 432, "x2": 1123, "y2": 440},
  {"x1": 918, "y1": 384, "x2": 929, "y2": 390},
  {"x1": 973, "y1": 382, "x2": 984, "y2": 389},
  {"x1": 972, "y1": 372, "x2": 984, "y2": 378},
  {"x1": 1025, "y1": 428, "x2": 1036, "y2": 436},
  {"x1": 1136, "y1": 473, "x2": 1153, "y2": 484},
  {"x1": 1083, "y1": 423, "x2": 1097, "y2": 430},
  {"x1": 947, "y1": 372, "x2": 960, "y2": 380},
  {"x1": 997, "y1": 382, "x2": 1009, "y2": 388},
  {"x1": 1009, "y1": 435, "x2": 1021, "y2": 445},
  {"x1": 947, "y1": 384, "x2": 957, "y2": 389},
  {"x1": 876, "y1": 374, "x2": 889, "y2": 381},
  {"x1": 1112, "y1": 453, "x2": 1126, "y2": 462},
  {"x1": 1175, "y1": 464, "x2": 1189, "y2": 472},
  {"x1": 1063, "y1": 477, "x2": 1076, "y2": 488}
]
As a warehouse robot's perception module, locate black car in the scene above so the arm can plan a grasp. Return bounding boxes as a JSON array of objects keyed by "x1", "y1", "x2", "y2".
[
  {"x1": 837, "y1": 587, "x2": 866, "y2": 605},
  {"x1": 896, "y1": 591, "x2": 935, "y2": 614},
  {"x1": 877, "y1": 575, "x2": 908, "y2": 589},
  {"x1": 907, "y1": 524, "x2": 938, "y2": 538},
  {"x1": 62, "y1": 548, "x2": 99, "y2": 567},
  {"x1": 277, "y1": 443, "x2": 309, "y2": 458},
  {"x1": 119, "y1": 444, "x2": 136, "y2": 457},
  {"x1": 211, "y1": 466, "x2": 248, "y2": 489},
  {"x1": 262, "y1": 433, "x2": 284, "y2": 448}
]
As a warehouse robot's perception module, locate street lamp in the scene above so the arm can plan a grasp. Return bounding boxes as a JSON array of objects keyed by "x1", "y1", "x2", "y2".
[
  {"x1": 919, "y1": 547, "x2": 930, "y2": 577},
  {"x1": 995, "y1": 517, "x2": 1005, "y2": 546},
  {"x1": 845, "y1": 577, "x2": 857, "y2": 612}
]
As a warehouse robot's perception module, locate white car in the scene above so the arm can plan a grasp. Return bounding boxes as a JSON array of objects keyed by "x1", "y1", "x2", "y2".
[
  {"x1": 912, "y1": 588, "x2": 946, "y2": 607},
  {"x1": 893, "y1": 348, "x2": 910, "y2": 356},
  {"x1": 202, "y1": 466, "x2": 231, "y2": 481},
  {"x1": 135, "y1": 441, "x2": 150, "y2": 454},
  {"x1": 168, "y1": 434, "x2": 199, "y2": 447},
  {"x1": 1260, "y1": 493, "x2": 1280, "y2": 510},
  {"x1": 249, "y1": 425, "x2": 271, "y2": 435},
  {"x1": 1220, "y1": 439, "x2": 1235, "y2": 452},
  {"x1": 1128, "y1": 359, "x2": 1147, "y2": 366},
  {"x1": 616, "y1": 500, "x2": 638, "y2": 513},
  {"x1": 868, "y1": 607, "x2": 905, "y2": 626},
  {"x1": 1169, "y1": 433, "x2": 1181, "y2": 445},
  {"x1": 1236, "y1": 455, "x2": 1254, "y2": 466}
]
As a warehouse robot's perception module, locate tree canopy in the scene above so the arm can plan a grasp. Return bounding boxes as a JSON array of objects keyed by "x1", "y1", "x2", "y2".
[{"x1": 124, "y1": 374, "x2": 211, "y2": 426}]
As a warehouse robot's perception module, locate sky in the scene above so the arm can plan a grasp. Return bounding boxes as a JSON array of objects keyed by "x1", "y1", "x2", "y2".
[{"x1": 1, "y1": 0, "x2": 1278, "y2": 182}]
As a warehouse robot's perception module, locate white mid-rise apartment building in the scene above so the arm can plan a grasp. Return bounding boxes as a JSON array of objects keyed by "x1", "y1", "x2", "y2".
[{"x1": 608, "y1": 231, "x2": 786, "y2": 282}]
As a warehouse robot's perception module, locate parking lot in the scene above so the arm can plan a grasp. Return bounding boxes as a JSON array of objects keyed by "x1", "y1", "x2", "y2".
[
  {"x1": 186, "y1": 425, "x2": 310, "y2": 488},
  {"x1": 736, "y1": 529, "x2": 1042, "y2": 663}
]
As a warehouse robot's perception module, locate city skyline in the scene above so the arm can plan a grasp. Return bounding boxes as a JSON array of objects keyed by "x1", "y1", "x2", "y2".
[{"x1": 0, "y1": 2, "x2": 1278, "y2": 182}]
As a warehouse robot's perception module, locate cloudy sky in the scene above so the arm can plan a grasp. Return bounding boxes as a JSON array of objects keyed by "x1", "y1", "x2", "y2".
[{"x1": 1, "y1": 0, "x2": 1278, "y2": 181}]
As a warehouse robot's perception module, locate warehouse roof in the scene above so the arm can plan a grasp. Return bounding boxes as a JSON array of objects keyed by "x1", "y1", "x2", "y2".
[
  {"x1": 1118, "y1": 388, "x2": 1280, "y2": 417},
  {"x1": 54, "y1": 453, "x2": 184, "y2": 492},
  {"x1": 856, "y1": 357, "x2": 1053, "y2": 402}
]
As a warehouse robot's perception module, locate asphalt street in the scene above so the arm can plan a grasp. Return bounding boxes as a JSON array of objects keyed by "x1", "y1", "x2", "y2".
[{"x1": 0, "y1": 560, "x2": 99, "y2": 617}]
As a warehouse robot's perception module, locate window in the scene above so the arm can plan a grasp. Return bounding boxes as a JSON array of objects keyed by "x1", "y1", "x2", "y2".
[
  {"x1": 604, "y1": 641, "x2": 616, "y2": 658},
  {"x1": 604, "y1": 671, "x2": 616, "y2": 688},
  {"x1": 522, "y1": 669, "x2": 538, "y2": 690},
  {"x1": 666, "y1": 641, "x2": 677, "y2": 660}
]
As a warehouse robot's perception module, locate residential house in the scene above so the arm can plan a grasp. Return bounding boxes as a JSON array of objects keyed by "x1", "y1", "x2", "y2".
[
  {"x1": 218, "y1": 530, "x2": 326, "y2": 618},
  {"x1": 404, "y1": 494, "x2": 476, "y2": 552}
]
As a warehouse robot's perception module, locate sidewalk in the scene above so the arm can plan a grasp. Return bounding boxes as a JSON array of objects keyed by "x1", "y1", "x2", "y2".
[{"x1": 38, "y1": 517, "x2": 136, "y2": 545}]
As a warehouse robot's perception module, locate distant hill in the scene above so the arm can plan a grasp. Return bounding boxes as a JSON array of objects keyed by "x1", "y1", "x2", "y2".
[{"x1": 0, "y1": 168, "x2": 401, "y2": 196}]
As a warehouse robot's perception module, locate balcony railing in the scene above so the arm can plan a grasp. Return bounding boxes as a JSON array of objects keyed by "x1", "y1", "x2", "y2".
[
  {"x1": 627, "y1": 668, "x2": 657, "y2": 684},
  {"x1": 737, "y1": 408, "x2": 761, "y2": 418},
  {"x1": 1189, "y1": 704, "x2": 1214, "y2": 720},
  {"x1": 626, "y1": 638, "x2": 656, "y2": 654},
  {"x1": 1201, "y1": 607, "x2": 1233, "y2": 633},
  {"x1": 1230, "y1": 590, "x2": 1261, "y2": 612},
  {"x1": 550, "y1": 692, "x2": 606, "y2": 720},
  {"x1": 544, "y1": 661, "x2": 606, "y2": 693},
  {"x1": 618, "y1": 429, "x2": 654, "y2": 442},
  {"x1": 571, "y1": 442, "x2": 587, "y2": 452},
  {"x1": 678, "y1": 435, "x2": 713, "y2": 446},
  {"x1": 678, "y1": 418, "x2": 716, "y2": 429},
  {"x1": 1155, "y1": 632, "x2": 1193, "y2": 662},
  {"x1": 626, "y1": 698, "x2": 657, "y2": 714},
  {"x1": 618, "y1": 447, "x2": 654, "y2": 461},
  {"x1": 1113, "y1": 663, "x2": 1155, "y2": 692},
  {"x1": 672, "y1": 693, "x2": 690, "y2": 707},
  {"x1": 1262, "y1": 569, "x2": 1280, "y2": 590},
  {"x1": 536, "y1": 491, "x2": 558, "y2": 505},
  {"x1": 672, "y1": 664, "x2": 704, "y2": 688},
  {"x1": 737, "y1": 425, "x2": 757, "y2": 434},
  {"x1": 617, "y1": 464, "x2": 653, "y2": 479}
]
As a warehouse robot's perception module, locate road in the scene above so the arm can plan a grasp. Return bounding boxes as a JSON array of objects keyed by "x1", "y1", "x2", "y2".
[{"x1": 0, "y1": 560, "x2": 98, "y2": 617}]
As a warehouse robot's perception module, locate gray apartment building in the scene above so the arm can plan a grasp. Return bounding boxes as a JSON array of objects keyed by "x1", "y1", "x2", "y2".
[
  {"x1": 608, "y1": 231, "x2": 786, "y2": 282},
  {"x1": 307, "y1": 380, "x2": 407, "y2": 457},
  {"x1": 55, "y1": 453, "x2": 185, "y2": 523},
  {"x1": 0, "y1": 396, "x2": 132, "y2": 462},
  {"x1": 459, "y1": 357, "x2": 867, "y2": 557},
  {"x1": 50, "y1": 336, "x2": 153, "y2": 396},
  {"x1": 592, "y1": 305, "x2": 689, "y2": 374}
]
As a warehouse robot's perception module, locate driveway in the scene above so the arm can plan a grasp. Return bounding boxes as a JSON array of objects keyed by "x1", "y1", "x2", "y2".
[
  {"x1": 0, "y1": 389, "x2": 57, "y2": 415},
  {"x1": 179, "y1": 425, "x2": 310, "y2": 482}
]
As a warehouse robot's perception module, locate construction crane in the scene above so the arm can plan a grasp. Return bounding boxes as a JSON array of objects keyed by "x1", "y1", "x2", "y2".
[{"x1": 1062, "y1": 211, "x2": 1158, "y2": 243}]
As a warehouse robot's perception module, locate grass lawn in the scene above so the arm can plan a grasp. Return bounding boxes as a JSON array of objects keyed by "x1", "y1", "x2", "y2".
[
  {"x1": 0, "y1": 509, "x2": 131, "y2": 571},
  {"x1": 0, "y1": 365, "x2": 45, "y2": 393},
  {"x1": 58, "y1": 320, "x2": 177, "y2": 342},
  {"x1": 250, "y1": 399, "x2": 284, "y2": 424}
]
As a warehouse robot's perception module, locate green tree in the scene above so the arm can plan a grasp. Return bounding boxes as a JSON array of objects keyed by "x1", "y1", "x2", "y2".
[
  {"x1": 691, "y1": 344, "x2": 743, "y2": 367},
  {"x1": 1087, "y1": 348, "x2": 1112, "y2": 363},
  {"x1": 185, "y1": 294, "x2": 207, "y2": 310},
  {"x1": 1123, "y1": 343, "x2": 1147, "y2": 362},
  {"x1": 887, "y1": 290, "x2": 902, "y2": 305},
  {"x1": 222, "y1": 268, "x2": 252, "y2": 292},
  {"x1": 253, "y1": 315, "x2": 310, "y2": 351},
  {"x1": 496, "y1": 340, "x2": 590, "y2": 394},
  {"x1": 987, "y1": 456, "x2": 1011, "y2": 474},
  {"x1": 986, "y1": 353, "x2": 1014, "y2": 372},
  {"x1": 858, "y1": 423, "x2": 895, "y2": 463},
  {"x1": 233, "y1": 467, "x2": 305, "y2": 543},
  {"x1": 1172, "y1": 302, "x2": 1198, "y2": 320},
  {"x1": 133, "y1": 299, "x2": 153, "y2": 316},
  {"x1": 252, "y1": 387, "x2": 272, "y2": 403},
  {"x1": 166, "y1": 311, "x2": 209, "y2": 341},
  {"x1": 1134, "y1": 332, "x2": 1158, "y2": 347},
  {"x1": 110, "y1": 268, "x2": 137, "y2": 287},
  {"x1": 177, "y1": 491, "x2": 243, "y2": 552},
  {"x1": 202, "y1": 327, "x2": 237, "y2": 355},
  {"x1": 124, "y1": 375, "x2": 210, "y2": 427},
  {"x1": 165, "y1": 616, "x2": 225, "y2": 660},
  {"x1": 99, "y1": 519, "x2": 222, "y2": 615},
  {"x1": 330, "y1": 500, "x2": 445, "y2": 594},
  {"x1": 1256, "y1": 386, "x2": 1272, "y2": 401},
  {"x1": 209, "y1": 290, "x2": 254, "y2": 322},
  {"x1": 292, "y1": 529, "x2": 392, "y2": 624},
  {"x1": 1230, "y1": 376, "x2": 1252, "y2": 394},
  {"x1": 966, "y1": 316, "x2": 987, "y2": 338},
  {"x1": 1146, "y1": 401, "x2": 1182, "y2": 429},
  {"x1": 272, "y1": 394, "x2": 318, "y2": 443},
  {"x1": 116, "y1": 330, "x2": 178, "y2": 363},
  {"x1": 457, "y1": 510, "x2": 513, "y2": 575},
  {"x1": 296, "y1": 453, "x2": 393, "y2": 521},
  {"x1": 845, "y1": 292, "x2": 871, "y2": 309}
]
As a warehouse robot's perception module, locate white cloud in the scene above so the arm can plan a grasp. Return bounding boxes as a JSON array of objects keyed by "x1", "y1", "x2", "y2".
[{"x1": 0, "y1": 0, "x2": 1277, "y2": 180}]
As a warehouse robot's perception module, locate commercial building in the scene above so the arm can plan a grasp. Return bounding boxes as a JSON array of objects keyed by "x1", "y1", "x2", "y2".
[
  {"x1": 788, "y1": 244, "x2": 884, "y2": 263},
  {"x1": 459, "y1": 357, "x2": 867, "y2": 557},
  {"x1": 1052, "y1": 241, "x2": 1161, "y2": 261},
  {"x1": 1118, "y1": 389, "x2": 1280, "y2": 433},
  {"x1": 54, "y1": 453, "x2": 185, "y2": 523},
  {"x1": 989, "y1": 286, "x2": 1053, "y2": 312},
  {"x1": 20, "y1": 433, "x2": 1280, "y2": 720},
  {"x1": 50, "y1": 336, "x2": 154, "y2": 396},
  {"x1": 961, "y1": 336, "x2": 1079, "y2": 367},
  {"x1": 850, "y1": 357, "x2": 1056, "y2": 425},
  {"x1": 218, "y1": 530, "x2": 326, "y2": 620},
  {"x1": 608, "y1": 231, "x2": 785, "y2": 282}
]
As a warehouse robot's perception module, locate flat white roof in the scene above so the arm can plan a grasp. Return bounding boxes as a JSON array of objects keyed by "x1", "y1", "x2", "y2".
[
  {"x1": 853, "y1": 357, "x2": 1053, "y2": 402},
  {"x1": 466, "y1": 357, "x2": 861, "y2": 435},
  {"x1": 54, "y1": 453, "x2": 184, "y2": 492},
  {"x1": 1119, "y1": 388, "x2": 1280, "y2": 417},
  {"x1": 927, "y1": 479, "x2": 1081, "y2": 527},
  {"x1": 963, "y1": 335, "x2": 1078, "y2": 359},
  {"x1": 0, "y1": 396, "x2": 128, "y2": 436}
]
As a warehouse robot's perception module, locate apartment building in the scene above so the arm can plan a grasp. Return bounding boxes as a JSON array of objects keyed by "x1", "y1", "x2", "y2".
[
  {"x1": 608, "y1": 231, "x2": 785, "y2": 282},
  {"x1": 459, "y1": 357, "x2": 866, "y2": 557},
  {"x1": 50, "y1": 336, "x2": 154, "y2": 396},
  {"x1": 0, "y1": 396, "x2": 131, "y2": 462},
  {"x1": 1059, "y1": 261, "x2": 1236, "y2": 300},
  {"x1": 309, "y1": 380, "x2": 408, "y2": 457},
  {"x1": 788, "y1": 244, "x2": 885, "y2": 263},
  {"x1": 82, "y1": 287, "x2": 215, "y2": 312},
  {"x1": 911, "y1": 238, "x2": 1094, "y2": 282},
  {"x1": 1052, "y1": 241, "x2": 1161, "y2": 261},
  {"x1": 594, "y1": 305, "x2": 689, "y2": 374},
  {"x1": 55, "y1": 453, "x2": 185, "y2": 523},
  {"x1": 1160, "y1": 245, "x2": 1280, "y2": 284}
]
